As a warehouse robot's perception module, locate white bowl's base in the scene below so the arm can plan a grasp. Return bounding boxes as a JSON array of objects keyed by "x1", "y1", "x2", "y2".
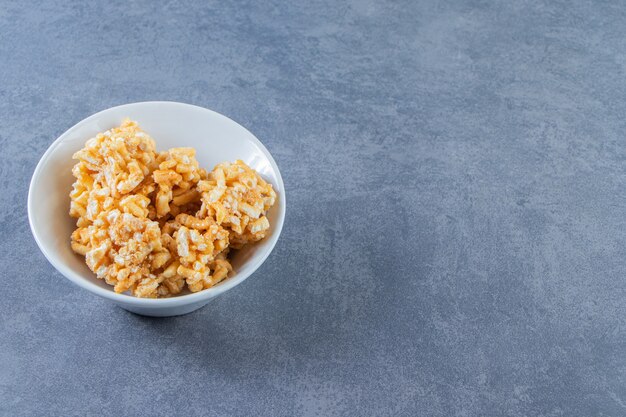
[{"x1": 117, "y1": 300, "x2": 211, "y2": 317}]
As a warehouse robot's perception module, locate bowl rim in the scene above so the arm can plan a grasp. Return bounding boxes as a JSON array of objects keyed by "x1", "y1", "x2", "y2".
[{"x1": 28, "y1": 101, "x2": 286, "y2": 307}]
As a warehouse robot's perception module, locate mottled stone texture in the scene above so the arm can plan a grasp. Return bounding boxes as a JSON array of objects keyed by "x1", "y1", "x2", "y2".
[{"x1": 1, "y1": 0, "x2": 625, "y2": 415}]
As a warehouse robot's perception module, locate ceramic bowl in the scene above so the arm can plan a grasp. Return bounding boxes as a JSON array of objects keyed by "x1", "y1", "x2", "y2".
[{"x1": 28, "y1": 101, "x2": 285, "y2": 317}]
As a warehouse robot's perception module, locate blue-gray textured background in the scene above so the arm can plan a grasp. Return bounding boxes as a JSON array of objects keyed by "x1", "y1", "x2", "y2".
[{"x1": 1, "y1": 0, "x2": 625, "y2": 416}]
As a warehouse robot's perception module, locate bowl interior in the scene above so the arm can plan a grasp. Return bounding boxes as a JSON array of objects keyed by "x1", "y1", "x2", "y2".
[{"x1": 29, "y1": 102, "x2": 284, "y2": 300}]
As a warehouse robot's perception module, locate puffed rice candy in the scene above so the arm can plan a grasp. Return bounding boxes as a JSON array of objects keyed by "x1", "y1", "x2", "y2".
[
  {"x1": 153, "y1": 147, "x2": 206, "y2": 218},
  {"x1": 70, "y1": 207, "x2": 169, "y2": 297},
  {"x1": 198, "y1": 160, "x2": 276, "y2": 249},
  {"x1": 69, "y1": 121, "x2": 275, "y2": 298},
  {"x1": 174, "y1": 222, "x2": 231, "y2": 292},
  {"x1": 69, "y1": 120, "x2": 175, "y2": 297},
  {"x1": 70, "y1": 119, "x2": 157, "y2": 203},
  {"x1": 69, "y1": 118, "x2": 159, "y2": 260}
]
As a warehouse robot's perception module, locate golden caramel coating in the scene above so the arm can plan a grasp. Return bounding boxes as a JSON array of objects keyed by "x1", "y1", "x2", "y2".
[
  {"x1": 174, "y1": 222, "x2": 230, "y2": 292},
  {"x1": 198, "y1": 160, "x2": 276, "y2": 249},
  {"x1": 69, "y1": 121, "x2": 276, "y2": 298},
  {"x1": 153, "y1": 148, "x2": 206, "y2": 218},
  {"x1": 71, "y1": 119, "x2": 157, "y2": 201}
]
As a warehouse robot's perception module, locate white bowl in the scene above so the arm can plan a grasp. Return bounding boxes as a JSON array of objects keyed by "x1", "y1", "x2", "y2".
[{"x1": 28, "y1": 102, "x2": 286, "y2": 317}]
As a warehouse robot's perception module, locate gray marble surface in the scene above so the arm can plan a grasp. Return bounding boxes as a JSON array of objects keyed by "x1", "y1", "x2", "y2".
[{"x1": 1, "y1": 0, "x2": 625, "y2": 415}]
